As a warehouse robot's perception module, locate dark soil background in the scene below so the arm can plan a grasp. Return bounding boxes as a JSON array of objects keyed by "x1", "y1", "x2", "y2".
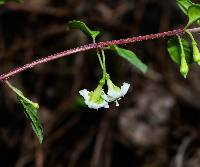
[{"x1": 0, "y1": 0, "x2": 200, "y2": 167}]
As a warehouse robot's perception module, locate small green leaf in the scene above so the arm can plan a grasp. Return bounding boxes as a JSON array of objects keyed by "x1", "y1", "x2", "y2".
[
  {"x1": 0, "y1": 0, "x2": 24, "y2": 4},
  {"x1": 167, "y1": 38, "x2": 193, "y2": 65},
  {"x1": 68, "y1": 20, "x2": 101, "y2": 42},
  {"x1": 176, "y1": 0, "x2": 194, "y2": 15},
  {"x1": 111, "y1": 45, "x2": 148, "y2": 74},
  {"x1": 6, "y1": 82, "x2": 43, "y2": 144},
  {"x1": 0, "y1": 0, "x2": 5, "y2": 4},
  {"x1": 187, "y1": 5, "x2": 200, "y2": 27}
]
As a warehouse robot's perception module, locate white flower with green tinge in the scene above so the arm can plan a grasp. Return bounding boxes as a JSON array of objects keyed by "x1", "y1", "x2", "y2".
[
  {"x1": 106, "y1": 77, "x2": 130, "y2": 106},
  {"x1": 79, "y1": 85, "x2": 109, "y2": 110}
]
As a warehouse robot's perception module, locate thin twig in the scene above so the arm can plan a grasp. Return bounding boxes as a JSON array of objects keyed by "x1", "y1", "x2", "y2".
[
  {"x1": 173, "y1": 137, "x2": 193, "y2": 167},
  {"x1": 68, "y1": 129, "x2": 95, "y2": 167},
  {"x1": 90, "y1": 113, "x2": 108, "y2": 167},
  {"x1": 0, "y1": 27, "x2": 200, "y2": 82}
]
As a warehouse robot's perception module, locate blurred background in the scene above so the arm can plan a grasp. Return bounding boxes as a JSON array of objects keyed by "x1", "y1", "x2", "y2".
[{"x1": 0, "y1": 0, "x2": 200, "y2": 167}]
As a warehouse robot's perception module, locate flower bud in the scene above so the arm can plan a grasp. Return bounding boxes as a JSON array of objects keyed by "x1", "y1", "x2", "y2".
[
  {"x1": 192, "y1": 43, "x2": 200, "y2": 65},
  {"x1": 180, "y1": 55, "x2": 189, "y2": 78},
  {"x1": 33, "y1": 102, "x2": 39, "y2": 109}
]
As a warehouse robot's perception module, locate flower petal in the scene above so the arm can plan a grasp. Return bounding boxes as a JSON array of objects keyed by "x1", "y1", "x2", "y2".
[
  {"x1": 102, "y1": 91, "x2": 110, "y2": 101},
  {"x1": 79, "y1": 89, "x2": 89, "y2": 101},
  {"x1": 106, "y1": 81, "x2": 130, "y2": 106},
  {"x1": 107, "y1": 89, "x2": 121, "y2": 100},
  {"x1": 104, "y1": 103, "x2": 109, "y2": 108},
  {"x1": 79, "y1": 88, "x2": 109, "y2": 110},
  {"x1": 120, "y1": 83, "x2": 130, "y2": 96},
  {"x1": 86, "y1": 100, "x2": 109, "y2": 109}
]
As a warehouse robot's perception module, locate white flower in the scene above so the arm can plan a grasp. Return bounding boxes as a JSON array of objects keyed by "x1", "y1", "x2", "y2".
[
  {"x1": 79, "y1": 85, "x2": 109, "y2": 110},
  {"x1": 106, "y1": 78, "x2": 130, "y2": 106}
]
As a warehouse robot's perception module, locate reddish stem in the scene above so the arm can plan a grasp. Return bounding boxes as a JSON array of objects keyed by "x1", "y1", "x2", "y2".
[{"x1": 0, "y1": 27, "x2": 199, "y2": 82}]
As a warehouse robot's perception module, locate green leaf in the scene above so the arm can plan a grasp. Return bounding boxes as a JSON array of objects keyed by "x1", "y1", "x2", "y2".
[
  {"x1": 68, "y1": 20, "x2": 101, "y2": 42},
  {"x1": 111, "y1": 45, "x2": 148, "y2": 74},
  {"x1": 6, "y1": 82, "x2": 43, "y2": 144},
  {"x1": 187, "y1": 5, "x2": 200, "y2": 27},
  {"x1": 167, "y1": 37, "x2": 193, "y2": 65},
  {"x1": 0, "y1": 0, "x2": 24, "y2": 4},
  {"x1": 0, "y1": 0, "x2": 5, "y2": 4},
  {"x1": 176, "y1": 0, "x2": 194, "y2": 15}
]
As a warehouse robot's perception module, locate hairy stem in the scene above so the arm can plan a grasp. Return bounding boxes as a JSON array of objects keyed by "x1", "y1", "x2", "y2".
[
  {"x1": 177, "y1": 35, "x2": 184, "y2": 54},
  {"x1": 0, "y1": 27, "x2": 200, "y2": 82},
  {"x1": 97, "y1": 51, "x2": 104, "y2": 70}
]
